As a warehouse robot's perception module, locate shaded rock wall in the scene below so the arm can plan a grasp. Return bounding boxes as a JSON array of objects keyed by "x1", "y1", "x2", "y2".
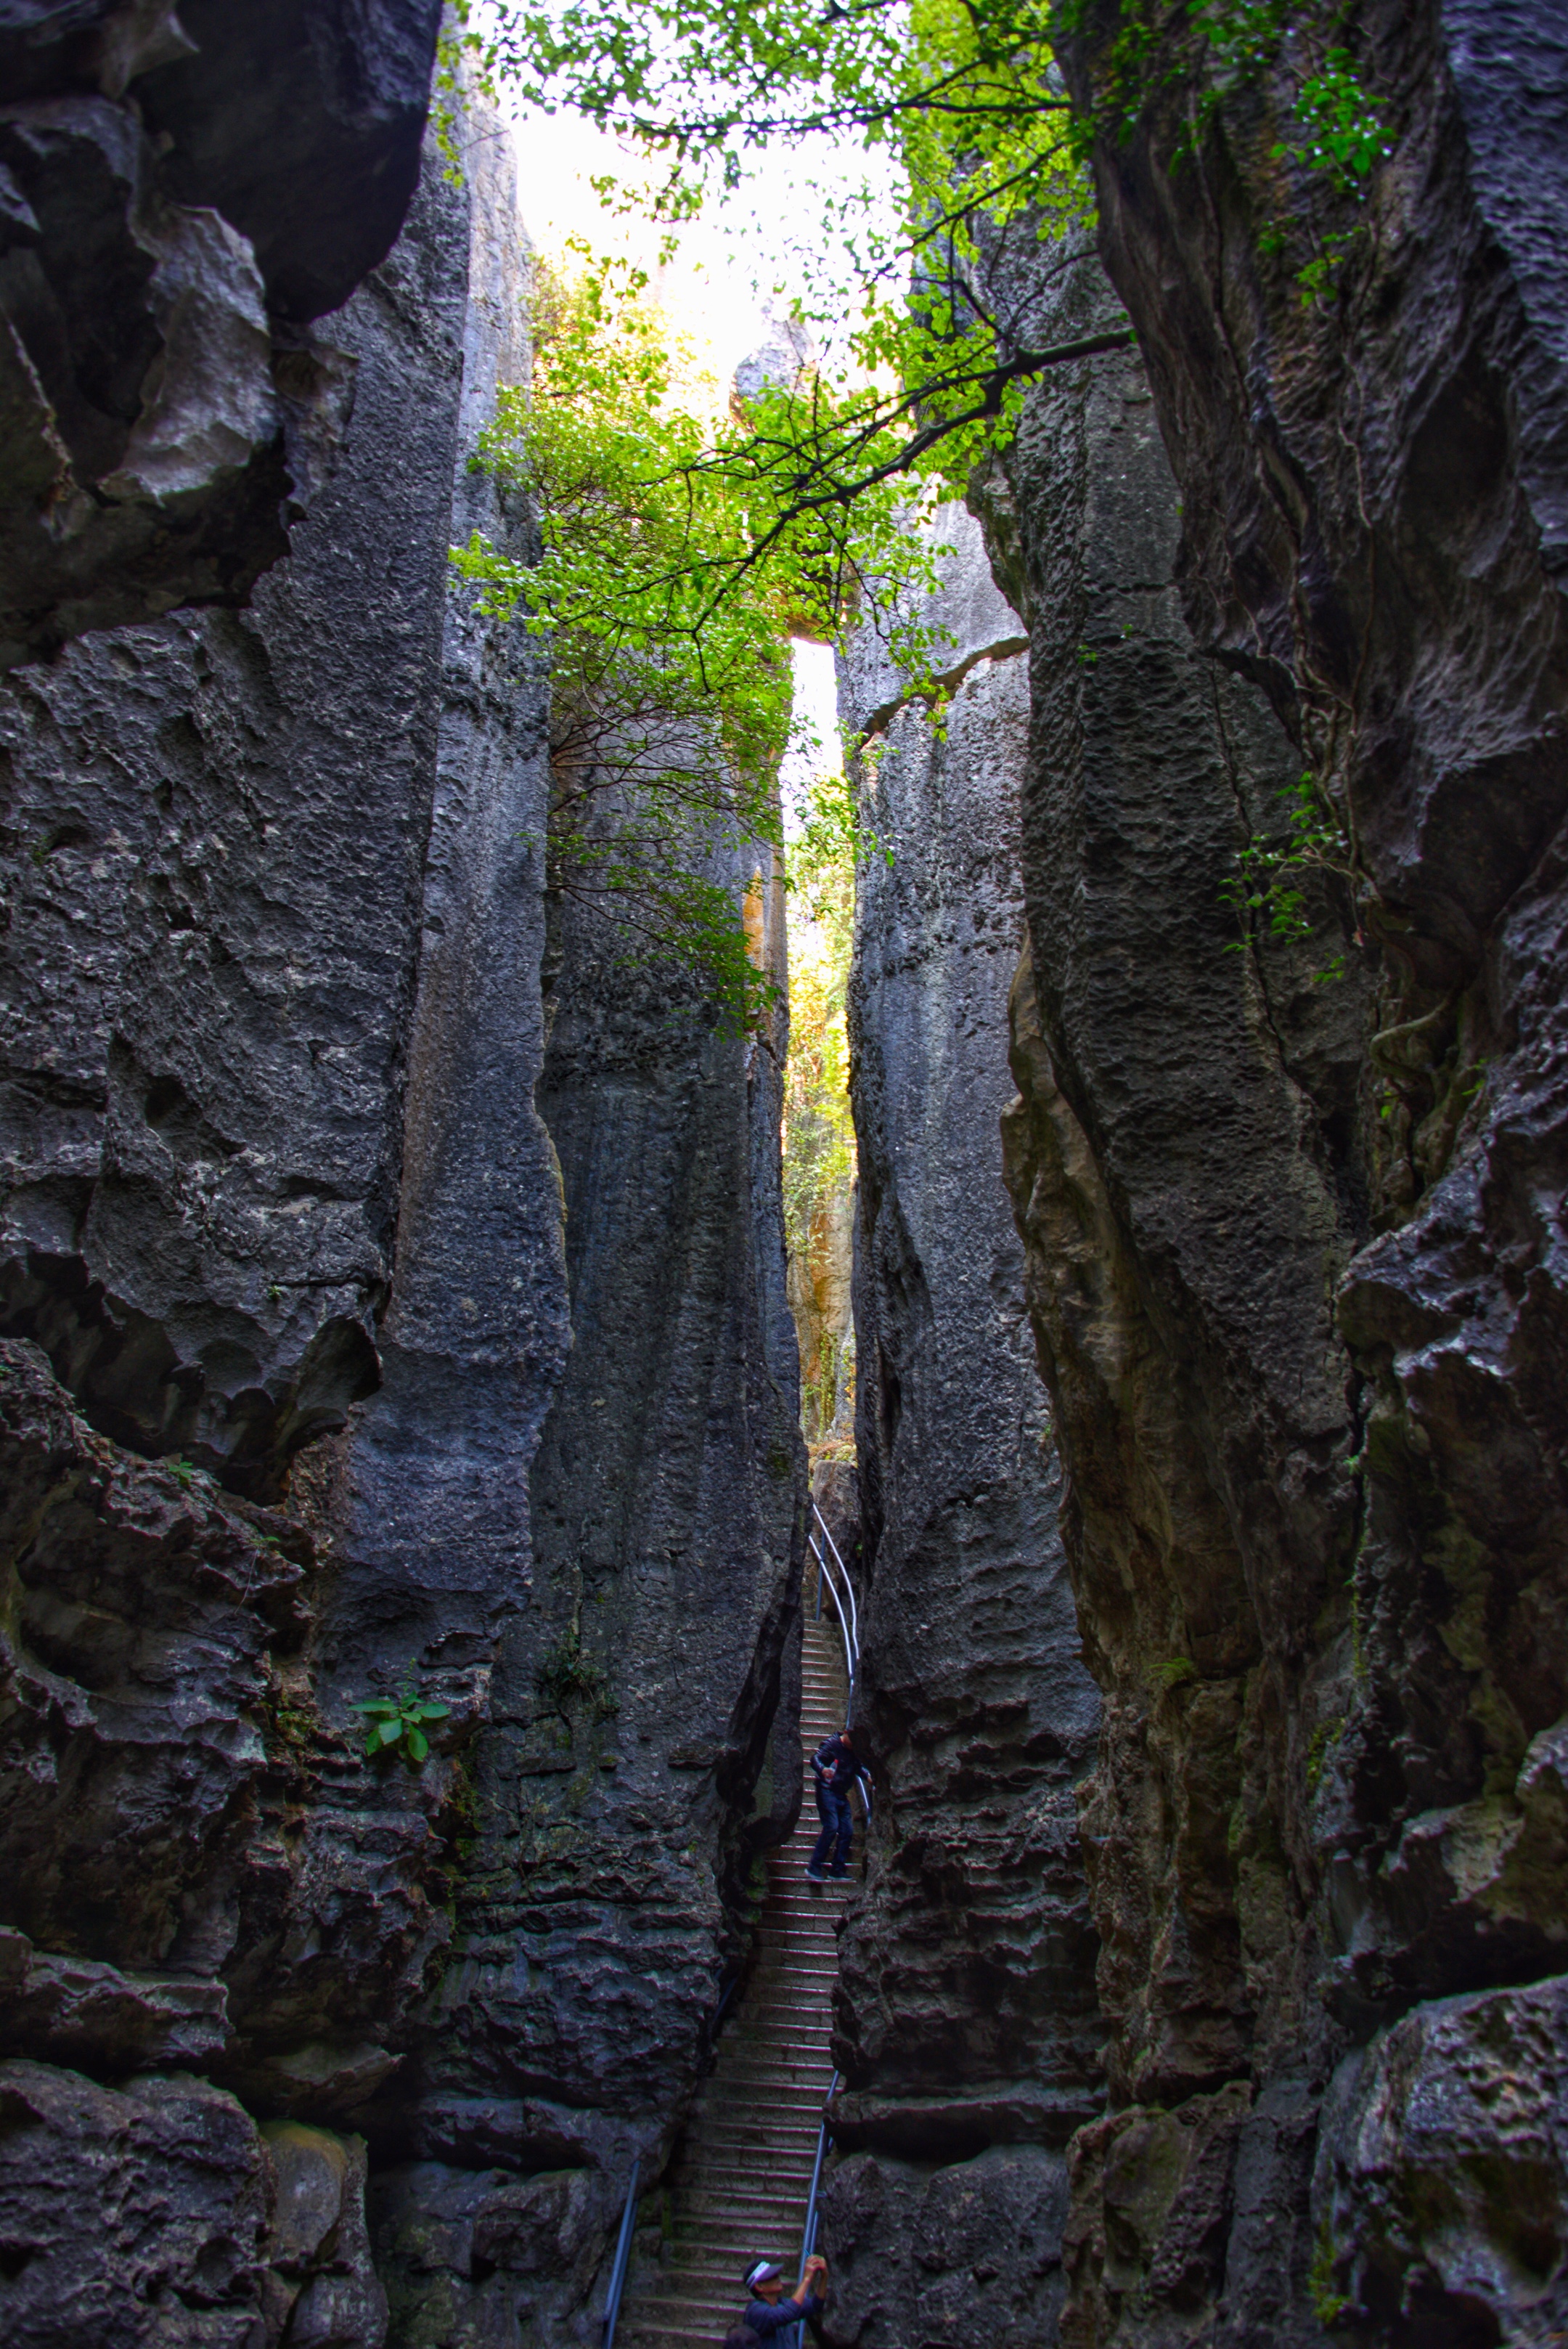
[
  {"x1": 984, "y1": 0, "x2": 1568, "y2": 2333},
  {"x1": 0, "y1": 0, "x2": 444, "y2": 667},
  {"x1": 819, "y1": 508, "x2": 1103, "y2": 2347},
  {"x1": 0, "y1": 101, "x2": 804, "y2": 2349},
  {"x1": 0, "y1": 129, "x2": 486, "y2": 2158},
  {"x1": 0, "y1": 134, "x2": 473, "y2": 1501},
  {"x1": 368, "y1": 822, "x2": 807, "y2": 2343}
]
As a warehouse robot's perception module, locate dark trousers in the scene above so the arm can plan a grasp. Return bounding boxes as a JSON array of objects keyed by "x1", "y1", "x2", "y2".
[{"x1": 811, "y1": 1783, "x2": 852, "y2": 1874}]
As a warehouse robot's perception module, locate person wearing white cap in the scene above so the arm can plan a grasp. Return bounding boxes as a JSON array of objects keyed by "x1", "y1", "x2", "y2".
[{"x1": 736, "y1": 2250, "x2": 828, "y2": 2336}]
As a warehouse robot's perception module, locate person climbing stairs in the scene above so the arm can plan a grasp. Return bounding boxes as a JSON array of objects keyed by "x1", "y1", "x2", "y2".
[{"x1": 616, "y1": 1592, "x2": 853, "y2": 2348}]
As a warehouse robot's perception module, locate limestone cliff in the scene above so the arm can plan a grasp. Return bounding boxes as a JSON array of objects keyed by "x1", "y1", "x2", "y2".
[
  {"x1": 984, "y1": 0, "x2": 1568, "y2": 2334},
  {"x1": 0, "y1": 102, "x2": 804, "y2": 2349},
  {"x1": 819, "y1": 508, "x2": 1103, "y2": 2345}
]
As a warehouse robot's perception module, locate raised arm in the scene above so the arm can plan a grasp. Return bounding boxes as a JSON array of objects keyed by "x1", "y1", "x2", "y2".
[{"x1": 794, "y1": 2253, "x2": 828, "y2": 2303}]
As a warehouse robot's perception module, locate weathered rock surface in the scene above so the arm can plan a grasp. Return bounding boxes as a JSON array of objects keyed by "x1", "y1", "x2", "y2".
[
  {"x1": 0, "y1": 1, "x2": 443, "y2": 666},
  {"x1": 1312, "y1": 1973, "x2": 1568, "y2": 2345},
  {"x1": 991, "y1": 240, "x2": 1371, "y2": 2344},
  {"x1": 821, "y1": 505, "x2": 1102, "y2": 2337},
  {"x1": 820, "y1": 2141, "x2": 1073, "y2": 2349},
  {"x1": 0, "y1": 133, "x2": 484, "y2": 2130},
  {"x1": 0, "y1": 138, "x2": 474, "y2": 1499},
  {"x1": 0, "y1": 97, "x2": 805, "y2": 2348},
  {"x1": 365, "y1": 799, "x2": 808, "y2": 2340},
  {"x1": 980, "y1": 1, "x2": 1568, "y2": 2332},
  {"x1": 0, "y1": 2058, "x2": 385, "y2": 2347},
  {"x1": 0, "y1": 1332, "x2": 441, "y2": 2059}
]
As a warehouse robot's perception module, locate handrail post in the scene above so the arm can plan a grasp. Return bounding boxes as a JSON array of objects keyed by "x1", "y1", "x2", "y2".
[{"x1": 602, "y1": 2155, "x2": 640, "y2": 2349}]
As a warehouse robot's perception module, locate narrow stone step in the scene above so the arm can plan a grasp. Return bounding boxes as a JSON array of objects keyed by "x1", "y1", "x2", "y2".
[
  {"x1": 667, "y1": 2157, "x2": 817, "y2": 2187},
  {"x1": 669, "y1": 2212, "x2": 811, "y2": 2246},
  {"x1": 667, "y1": 2160, "x2": 817, "y2": 2192},
  {"x1": 685, "y1": 2114, "x2": 822, "y2": 2143},
  {"x1": 690, "y1": 2123, "x2": 826, "y2": 2151}
]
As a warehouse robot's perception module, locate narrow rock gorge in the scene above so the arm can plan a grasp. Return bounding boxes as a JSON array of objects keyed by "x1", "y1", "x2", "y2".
[
  {"x1": 818, "y1": 507, "x2": 1102, "y2": 2341},
  {"x1": 2, "y1": 4, "x2": 1567, "y2": 2345}
]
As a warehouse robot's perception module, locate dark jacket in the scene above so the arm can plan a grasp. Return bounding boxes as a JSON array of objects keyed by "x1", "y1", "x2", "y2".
[
  {"x1": 742, "y1": 2289, "x2": 825, "y2": 2337},
  {"x1": 812, "y1": 1733, "x2": 862, "y2": 1791}
]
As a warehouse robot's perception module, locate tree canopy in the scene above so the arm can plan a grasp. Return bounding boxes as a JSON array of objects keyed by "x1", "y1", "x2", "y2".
[{"x1": 444, "y1": 0, "x2": 1391, "y2": 1006}]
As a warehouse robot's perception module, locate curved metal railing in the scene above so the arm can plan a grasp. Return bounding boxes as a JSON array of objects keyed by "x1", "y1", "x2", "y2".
[
  {"x1": 807, "y1": 1502, "x2": 870, "y2": 1823},
  {"x1": 808, "y1": 1502, "x2": 859, "y2": 1721}
]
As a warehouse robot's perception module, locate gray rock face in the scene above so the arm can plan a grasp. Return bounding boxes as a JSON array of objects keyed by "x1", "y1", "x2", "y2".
[
  {"x1": 1055, "y1": 0, "x2": 1568, "y2": 2023},
  {"x1": 0, "y1": 99, "x2": 801, "y2": 2342},
  {"x1": 822, "y1": 505, "x2": 1103, "y2": 2338},
  {"x1": 365, "y1": 815, "x2": 809, "y2": 2339},
  {"x1": 0, "y1": 140, "x2": 479, "y2": 2143},
  {"x1": 821, "y1": 2141, "x2": 1071, "y2": 2349},
  {"x1": 0, "y1": 1, "x2": 443, "y2": 667},
  {"x1": 136, "y1": 1, "x2": 446, "y2": 325},
  {"x1": 0, "y1": 143, "x2": 474, "y2": 1499},
  {"x1": 1312, "y1": 1974, "x2": 1568, "y2": 2345},
  {"x1": 0, "y1": 1333, "x2": 445, "y2": 2081},
  {"x1": 985, "y1": 3, "x2": 1568, "y2": 2319},
  {"x1": 311, "y1": 93, "x2": 569, "y2": 1759},
  {"x1": 994, "y1": 248, "x2": 1368, "y2": 2346},
  {"x1": 0, "y1": 2059, "x2": 386, "y2": 2348}
]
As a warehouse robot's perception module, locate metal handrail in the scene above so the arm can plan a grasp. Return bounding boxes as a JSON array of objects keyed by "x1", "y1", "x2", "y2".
[
  {"x1": 808, "y1": 1506, "x2": 859, "y2": 1720},
  {"x1": 785, "y1": 2071, "x2": 840, "y2": 2349},
  {"x1": 601, "y1": 2155, "x2": 640, "y2": 2349},
  {"x1": 807, "y1": 1505, "x2": 870, "y2": 1815},
  {"x1": 801, "y1": 2069, "x2": 838, "y2": 2260},
  {"x1": 811, "y1": 1504, "x2": 859, "y2": 1664}
]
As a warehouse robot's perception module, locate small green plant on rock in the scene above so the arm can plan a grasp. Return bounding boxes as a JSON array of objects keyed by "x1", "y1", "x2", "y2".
[
  {"x1": 1155, "y1": 1655, "x2": 1199, "y2": 1690},
  {"x1": 1308, "y1": 2223, "x2": 1352, "y2": 2324},
  {"x1": 536, "y1": 1624, "x2": 617, "y2": 1719},
  {"x1": 1223, "y1": 769, "x2": 1356, "y2": 975},
  {"x1": 1278, "y1": 51, "x2": 1391, "y2": 195},
  {"x1": 1305, "y1": 1714, "x2": 1345, "y2": 1795},
  {"x1": 351, "y1": 1678, "x2": 450, "y2": 1765}
]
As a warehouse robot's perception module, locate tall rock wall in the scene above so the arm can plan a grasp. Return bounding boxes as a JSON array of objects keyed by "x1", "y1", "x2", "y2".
[
  {"x1": 0, "y1": 112, "x2": 489, "y2": 2349},
  {"x1": 992, "y1": 248, "x2": 1367, "y2": 2345},
  {"x1": 819, "y1": 508, "x2": 1104, "y2": 2346},
  {"x1": 984, "y1": 0, "x2": 1568, "y2": 2334},
  {"x1": 369, "y1": 815, "x2": 807, "y2": 2345},
  {"x1": 0, "y1": 100, "x2": 805, "y2": 2349}
]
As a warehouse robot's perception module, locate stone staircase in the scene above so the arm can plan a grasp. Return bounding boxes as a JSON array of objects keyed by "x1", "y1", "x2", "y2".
[{"x1": 616, "y1": 1596, "x2": 852, "y2": 2348}]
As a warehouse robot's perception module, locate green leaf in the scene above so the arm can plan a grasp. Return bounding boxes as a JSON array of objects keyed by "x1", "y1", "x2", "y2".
[
  {"x1": 413, "y1": 1703, "x2": 450, "y2": 1722},
  {"x1": 406, "y1": 1727, "x2": 430, "y2": 1763},
  {"x1": 376, "y1": 1718, "x2": 404, "y2": 1748},
  {"x1": 351, "y1": 1698, "x2": 399, "y2": 1716}
]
